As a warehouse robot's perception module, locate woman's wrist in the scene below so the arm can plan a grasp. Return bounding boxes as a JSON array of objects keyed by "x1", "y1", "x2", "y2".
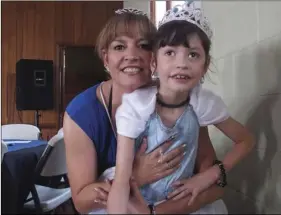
[{"x1": 132, "y1": 171, "x2": 147, "y2": 187}]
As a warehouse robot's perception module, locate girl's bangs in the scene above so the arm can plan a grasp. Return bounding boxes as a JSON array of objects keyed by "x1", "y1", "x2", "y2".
[{"x1": 154, "y1": 21, "x2": 209, "y2": 50}]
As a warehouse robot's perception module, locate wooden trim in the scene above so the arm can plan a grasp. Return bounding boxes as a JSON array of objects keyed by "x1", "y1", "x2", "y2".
[
  {"x1": 150, "y1": 0, "x2": 155, "y2": 25},
  {"x1": 151, "y1": 1, "x2": 172, "y2": 25},
  {"x1": 166, "y1": 1, "x2": 171, "y2": 10}
]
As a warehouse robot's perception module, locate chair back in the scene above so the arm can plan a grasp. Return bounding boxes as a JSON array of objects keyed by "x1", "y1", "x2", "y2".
[
  {"x1": 2, "y1": 124, "x2": 40, "y2": 140},
  {"x1": 1, "y1": 141, "x2": 8, "y2": 162},
  {"x1": 37, "y1": 132, "x2": 67, "y2": 177},
  {"x1": 57, "y1": 127, "x2": 64, "y2": 136}
]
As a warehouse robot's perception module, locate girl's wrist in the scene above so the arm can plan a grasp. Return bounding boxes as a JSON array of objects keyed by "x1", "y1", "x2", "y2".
[
  {"x1": 127, "y1": 200, "x2": 150, "y2": 214},
  {"x1": 213, "y1": 160, "x2": 227, "y2": 187},
  {"x1": 210, "y1": 163, "x2": 222, "y2": 181}
]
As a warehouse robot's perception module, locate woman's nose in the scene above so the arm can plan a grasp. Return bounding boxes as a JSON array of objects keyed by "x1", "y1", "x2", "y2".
[{"x1": 124, "y1": 55, "x2": 140, "y2": 61}]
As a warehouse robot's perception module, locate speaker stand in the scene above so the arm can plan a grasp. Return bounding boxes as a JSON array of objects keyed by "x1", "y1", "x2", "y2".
[{"x1": 34, "y1": 110, "x2": 41, "y2": 129}]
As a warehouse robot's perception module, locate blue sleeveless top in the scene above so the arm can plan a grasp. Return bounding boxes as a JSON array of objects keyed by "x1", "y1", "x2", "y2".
[{"x1": 65, "y1": 83, "x2": 117, "y2": 176}]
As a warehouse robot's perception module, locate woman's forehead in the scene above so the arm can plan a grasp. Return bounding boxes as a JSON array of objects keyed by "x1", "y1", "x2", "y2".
[
  {"x1": 112, "y1": 35, "x2": 146, "y2": 43},
  {"x1": 114, "y1": 20, "x2": 148, "y2": 37}
]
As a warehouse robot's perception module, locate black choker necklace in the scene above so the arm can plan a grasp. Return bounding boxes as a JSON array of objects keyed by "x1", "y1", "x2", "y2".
[{"x1": 156, "y1": 93, "x2": 190, "y2": 108}]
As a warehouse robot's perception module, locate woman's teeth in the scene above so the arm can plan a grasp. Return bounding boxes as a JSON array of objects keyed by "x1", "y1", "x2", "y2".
[{"x1": 122, "y1": 67, "x2": 141, "y2": 74}]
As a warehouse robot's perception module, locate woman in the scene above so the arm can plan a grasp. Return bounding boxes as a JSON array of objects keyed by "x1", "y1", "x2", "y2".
[{"x1": 63, "y1": 8, "x2": 226, "y2": 214}]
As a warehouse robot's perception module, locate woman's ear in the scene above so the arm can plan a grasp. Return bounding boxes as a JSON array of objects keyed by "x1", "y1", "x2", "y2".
[
  {"x1": 102, "y1": 49, "x2": 109, "y2": 67},
  {"x1": 150, "y1": 53, "x2": 157, "y2": 74}
]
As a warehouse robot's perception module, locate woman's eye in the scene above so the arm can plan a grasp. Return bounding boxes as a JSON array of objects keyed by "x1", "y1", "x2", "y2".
[
  {"x1": 139, "y1": 43, "x2": 152, "y2": 51},
  {"x1": 114, "y1": 45, "x2": 125, "y2": 50},
  {"x1": 189, "y1": 52, "x2": 199, "y2": 58},
  {"x1": 165, "y1": 50, "x2": 175, "y2": 56}
]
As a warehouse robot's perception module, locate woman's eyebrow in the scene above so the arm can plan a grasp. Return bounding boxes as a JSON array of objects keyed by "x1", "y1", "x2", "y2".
[{"x1": 112, "y1": 39, "x2": 125, "y2": 43}]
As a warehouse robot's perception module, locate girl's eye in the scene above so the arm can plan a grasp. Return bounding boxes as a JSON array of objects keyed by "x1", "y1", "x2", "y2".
[
  {"x1": 165, "y1": 50, "x2": 175, "y2": 56},
  {"x1": 189, "y1": 52, "x2": 200, "y2": 58},
  {"x1": 114, "y1": 45, "x2": 125, "y2": 51}
]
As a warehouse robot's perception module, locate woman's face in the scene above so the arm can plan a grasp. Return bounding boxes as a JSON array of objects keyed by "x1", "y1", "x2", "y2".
[{"x1": 103, "y1": 35, "x2": 152, "y2": 91}]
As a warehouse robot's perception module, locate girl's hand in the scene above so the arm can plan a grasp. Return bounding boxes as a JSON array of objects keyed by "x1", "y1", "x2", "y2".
[
  {"x1": 133, "y1": 137, "x2": 185, "y2": 186},
  {"x1": 127, "y1": 178, "x2": 150, "y2": 214},
  {"x1": 92, "y1": 179, "x2": 112, "y2": 206},
  {"x1": 167, "y1": 166, "x2": 219, "y2": 205}
]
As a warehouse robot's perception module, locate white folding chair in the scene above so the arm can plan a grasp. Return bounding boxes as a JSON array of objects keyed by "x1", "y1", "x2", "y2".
[
  {"x1": 57, "y1": 127, "x2": 64, "y2": 136},
  {"x1": 2, "y1": 124, "x2": 40, "y2": 140},
  {"x1": 1, "y1": 141, "x2": 8, "y2": 162},
  {"x1": 24, "y1": 132, "x2": 72, "y2": 213}
]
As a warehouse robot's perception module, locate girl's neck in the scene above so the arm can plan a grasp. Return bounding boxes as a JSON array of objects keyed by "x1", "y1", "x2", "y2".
[
  {"x1": 156, "y1": 86, "x2": 189, "y2": 128},
  {"x1": 157, "y1": 86, "x2": 189, "y2": 106}
]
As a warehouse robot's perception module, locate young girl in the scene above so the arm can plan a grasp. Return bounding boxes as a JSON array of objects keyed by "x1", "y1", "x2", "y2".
[{"x1": 107, "y1": 2, "x2": 255, "y2": 214}]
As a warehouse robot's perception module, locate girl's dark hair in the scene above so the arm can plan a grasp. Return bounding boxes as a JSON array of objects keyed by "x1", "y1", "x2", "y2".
[{"x1": 153, "y1": 20, "x2": 211, "y2": 57}]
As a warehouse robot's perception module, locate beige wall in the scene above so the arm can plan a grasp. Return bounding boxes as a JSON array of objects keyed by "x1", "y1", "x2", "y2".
[{"x1": 202, "y1": 1, "x2": 281, "y2": 214}]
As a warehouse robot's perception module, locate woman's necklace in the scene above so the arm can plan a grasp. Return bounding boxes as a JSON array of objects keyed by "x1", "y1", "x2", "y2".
[{"x1": 100, "y1": 83, "x2": 117, "y2": 139}]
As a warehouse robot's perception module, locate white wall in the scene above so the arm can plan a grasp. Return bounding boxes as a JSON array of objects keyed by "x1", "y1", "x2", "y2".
[
  {"x1": 122, "y1": 1, "x2": 281, "y2": 213},
  {"x1": 123, "y1": 0, "x2": 150, "y2": 17},
  {"x1": 202, "y1": 1, "x2": 281, "y2": 214}
]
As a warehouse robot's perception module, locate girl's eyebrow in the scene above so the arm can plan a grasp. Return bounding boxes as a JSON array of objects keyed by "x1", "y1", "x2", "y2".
[{"x1": 188, "y1": 47, "x2": 201, "y2": 51}]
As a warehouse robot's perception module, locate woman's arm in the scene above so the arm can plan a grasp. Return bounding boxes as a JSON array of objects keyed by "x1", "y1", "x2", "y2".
[
  {"x1": 107, "y1": 135, "x2": 135, "y2": 214},
  {"x1": 63, "y1": 113, "x2": 110, "y2": 214}
]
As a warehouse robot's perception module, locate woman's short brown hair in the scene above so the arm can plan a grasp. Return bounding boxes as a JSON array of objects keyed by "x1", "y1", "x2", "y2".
[{"x1": 96, "y1": 12, "x2": 157, "y2": 60}]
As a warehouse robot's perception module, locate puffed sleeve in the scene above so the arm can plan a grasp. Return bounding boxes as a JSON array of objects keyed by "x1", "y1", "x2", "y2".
[
  {"x1": 190, "y1": 85, "x2": 230, "y2": 126},
  {"x1": 115, "y1": 86, "x2": 157, "y2": 138}
]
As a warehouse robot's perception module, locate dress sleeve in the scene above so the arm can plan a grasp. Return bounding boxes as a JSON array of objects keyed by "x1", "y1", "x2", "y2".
[
  {"x1": 115, "y1": 86, "x2": 157, "y2": 138},
  {"x1": 190, "y1": 85, "x2": 230, "y2": 126}
]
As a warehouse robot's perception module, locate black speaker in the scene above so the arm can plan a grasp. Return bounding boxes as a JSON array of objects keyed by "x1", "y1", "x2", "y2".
[{"x1": 16, "y1": 59, "x2": 54, "y2": 110}]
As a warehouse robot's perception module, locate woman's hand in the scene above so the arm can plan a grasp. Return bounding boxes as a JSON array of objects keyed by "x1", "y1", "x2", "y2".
[
  {"x1": 92, "y1": 179, "x2": 112, "y2": 206},
  {"x1": 132, "y1": 137, "x2": 185, "y2": 186},
  {"x1": 167, "y1": 166, "x2": 219, "y2": 205}
]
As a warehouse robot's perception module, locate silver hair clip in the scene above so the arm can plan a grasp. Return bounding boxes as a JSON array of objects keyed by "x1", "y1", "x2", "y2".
[{"x1": 115, "y1": 8, "x2": 147, "y2": 16}]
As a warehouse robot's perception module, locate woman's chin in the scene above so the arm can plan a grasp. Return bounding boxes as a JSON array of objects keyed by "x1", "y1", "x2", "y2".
[{"x1": 120, "y1": 75, "x2": 150, "y2": 91}]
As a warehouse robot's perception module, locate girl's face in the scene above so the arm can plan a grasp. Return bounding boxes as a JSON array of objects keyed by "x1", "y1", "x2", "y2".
[
  {"x1": 152, "y1": 34, "x2": 208, "y2": 94},
  {"x1": 103, "y1": 35, "x2": 152, "y2": 92}
]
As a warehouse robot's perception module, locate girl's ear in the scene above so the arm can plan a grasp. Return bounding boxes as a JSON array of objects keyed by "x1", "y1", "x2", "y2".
[{"x1": 203, "y1": 55, "x2": 211, "y2": 75}]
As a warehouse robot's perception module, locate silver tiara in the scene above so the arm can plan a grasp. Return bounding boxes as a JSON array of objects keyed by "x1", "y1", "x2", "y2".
[
  {"x1": 158, "y1": 1, "x2": 213, "y2": 40},
  {"x1": 115, "y1": 8, "x2": 147, "y2": 16}
]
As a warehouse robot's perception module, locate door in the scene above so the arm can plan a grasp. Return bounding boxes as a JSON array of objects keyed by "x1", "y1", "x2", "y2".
[{"x1": 58, "y1": 45, "x2": 108, "y2": 127}]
